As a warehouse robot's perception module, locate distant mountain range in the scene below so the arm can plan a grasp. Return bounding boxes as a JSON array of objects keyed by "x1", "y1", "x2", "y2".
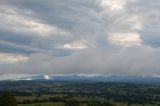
[{"x1": 13, "y1": 74, "x2": 160, "y2": 84}]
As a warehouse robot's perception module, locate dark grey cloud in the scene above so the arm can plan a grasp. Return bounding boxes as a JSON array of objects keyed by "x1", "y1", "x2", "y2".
[
  {"x1": 0, "y1": 0, "x2": 109, "y2": 55},
  {"x1": 2, "y1": 0, "x2": 102, "y2": 30},
  {"x1": 140, "y1": 30, "x2": 160, "y2": 47},
  {"x1": 0, "y1": 0, "x2": 160, "y2": 79}
]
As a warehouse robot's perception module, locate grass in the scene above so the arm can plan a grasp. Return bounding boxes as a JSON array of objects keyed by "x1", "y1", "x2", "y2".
[
  {"x1": 16, "y1": 94, "x2": 63, "y2": 102},
  {"x1": 18, "y1": 102, "x2": 64, "y2": 106}
]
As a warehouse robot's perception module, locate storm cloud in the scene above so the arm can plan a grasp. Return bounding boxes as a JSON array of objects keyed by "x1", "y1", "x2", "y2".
[{"x1": 0, "y1": 0, "x2": 160, "y2": 79}]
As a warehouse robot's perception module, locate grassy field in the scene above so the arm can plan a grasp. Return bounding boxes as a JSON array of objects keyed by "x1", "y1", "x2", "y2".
[
  {"x1": 16, "y1": 93, "x2": 66, "y2": 103},
  {"x1": 15, "y1": 93, "x2": 159, "y2": 106},
  {"x1": 18, "y1": 102, "x2": 64, "y2": 106},
  {"x1": 1, "y1": 81, "x2": 160, "y2": 106},
  {"x1": 18, "y1": 102, "x2": 155, "y2": 106}
]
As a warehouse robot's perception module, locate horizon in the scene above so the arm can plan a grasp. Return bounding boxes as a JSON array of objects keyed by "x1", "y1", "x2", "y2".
[
  {"x1": 1, "y1": 74, "x2": 160, "y2": 81},
  {"x1": 0, "y1": 0, "x2": 160, "y2": 80}
]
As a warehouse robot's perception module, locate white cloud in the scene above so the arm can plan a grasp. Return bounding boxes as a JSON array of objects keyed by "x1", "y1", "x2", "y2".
[
  {"x1": 0, "y1": 53, "x2": 28, "y2": 63},
  {"x1": 0, "y1": 5, "x2": 69, "y2": 37},
  {"x1": 44, "y1": 75, "x2": 51, "y2": 80},
  {"x1": 0, "y1": 46, "x2": 159, "y2": 76},
  {"x1": 99, "y1": 0, "x2": 127, "y2": 11},
  {"x1": 129, "y1": 15, "x2": 142, "y2": 30},
  {"x1": 0, "y1": 74, "x2": 30, "y2": 80},
  {"x1": 108, "y1": 32, "x2": 142, "y2": 47},
  {"x1": 63, "y1": 41, "x2": 87, "y2": 50}
]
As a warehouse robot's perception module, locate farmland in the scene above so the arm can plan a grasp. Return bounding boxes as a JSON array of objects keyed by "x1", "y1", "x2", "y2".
[{"x1": 1, "y1": 81, "x2": 160, "y2": 106}]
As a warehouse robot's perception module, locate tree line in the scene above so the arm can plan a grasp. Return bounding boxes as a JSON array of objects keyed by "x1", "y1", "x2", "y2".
[{"x1": 0, "y1": 91, "x2": 17, "y2": 106}]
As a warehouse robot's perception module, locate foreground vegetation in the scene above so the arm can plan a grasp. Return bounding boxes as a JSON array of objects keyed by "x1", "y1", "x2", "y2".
[
  {"x1": 0, "y1": 81, "x2": 160, "y2": 106},
  {"x1": 18, "y1": 102, "x2": 63, "y2": 106}
]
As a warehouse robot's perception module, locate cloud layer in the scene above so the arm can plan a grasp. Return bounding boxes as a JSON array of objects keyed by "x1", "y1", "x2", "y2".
[{"x1": 0, "y1": 0, "x2": 160, "y2": 79}]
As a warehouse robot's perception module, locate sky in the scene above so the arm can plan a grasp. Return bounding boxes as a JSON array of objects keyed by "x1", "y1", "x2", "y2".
[{"x1": 0, "y1": 0, "x2": 160, "y2": 80}]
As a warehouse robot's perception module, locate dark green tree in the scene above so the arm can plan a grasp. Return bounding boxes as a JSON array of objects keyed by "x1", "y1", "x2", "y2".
[{"x1": 0, "y1": 91, "x2": 17, "y2": 106}]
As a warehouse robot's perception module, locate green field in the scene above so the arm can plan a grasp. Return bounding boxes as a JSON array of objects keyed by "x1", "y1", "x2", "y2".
[
  {"x1": 18, "y1": 102, "x2": 155, "y2": 106},
  {"x1": 18, "y1": 102, "x2": 64, "y2": 106},
  {"x1": 1, "y1": 81, "x2": 160, "y2": 106}
]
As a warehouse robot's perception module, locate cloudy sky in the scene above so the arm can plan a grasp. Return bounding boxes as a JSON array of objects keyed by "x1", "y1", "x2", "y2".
[{"x1": 0, "y1": 0, "x2": 160, "y2": 79}]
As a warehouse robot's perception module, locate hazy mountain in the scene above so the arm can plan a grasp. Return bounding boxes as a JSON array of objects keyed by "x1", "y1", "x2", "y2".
[{"x1": 14, "y1": 75, "x2": 160, "y2": 84}]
